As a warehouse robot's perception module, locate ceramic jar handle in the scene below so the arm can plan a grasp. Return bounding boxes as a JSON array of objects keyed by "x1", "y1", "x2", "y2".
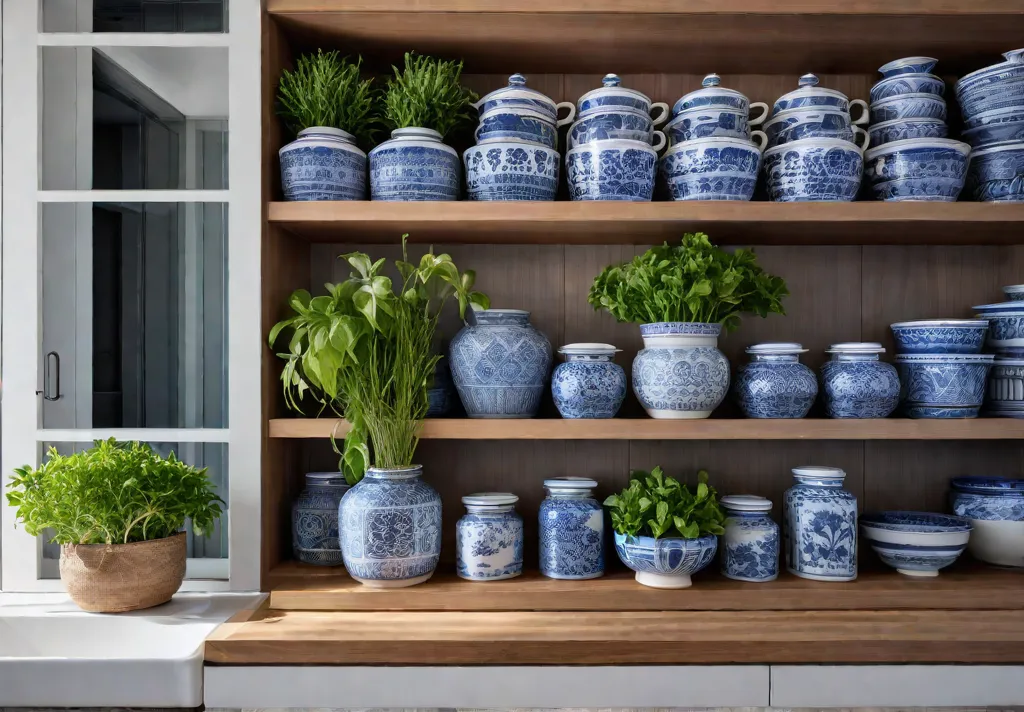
[
  {"x1": 852, "y1": 126, "x2": 870, "y2": 151},
  {"x1": 556, "y1": 102, "x2": 576, "y2": 128},
  {"x1": 651, "y1": 130, "x2": 667, "y2": 152},
  {"x1": 849, "y1": 99, "x2": 870, "y2": 126},
  {"x1": 650, "y1": 102, "x2": 670, "y2": 127},
  {"x1": 748, "y1": 102, "x2": 770, "y2": 127},
  {"x1": 750, "y1": 130, "x2": 768, "y2": 151}
]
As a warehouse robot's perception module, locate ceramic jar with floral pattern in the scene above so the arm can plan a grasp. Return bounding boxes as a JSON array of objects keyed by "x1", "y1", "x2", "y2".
[
  {"x1": 456, "y1": 493, "x2": 524, "y2": 581},
  {"x1": 783, "y1": 466, "x2": 857, "y2": 582},
  {"x1": 720, "y1": 495, "x2": 779, "y2": 582},
  {"x1": 539, "y1": 477, "x2": 605, "y2": 580},
  {"x1": 291, "y1": 472, "x2": 349, "y2": 566},
  {"x1": 551, "y1": 343, "x2": 627, "y2": 419}
]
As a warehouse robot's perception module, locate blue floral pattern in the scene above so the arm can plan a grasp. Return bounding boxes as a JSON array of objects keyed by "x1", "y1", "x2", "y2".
[
  {"x1": 670, "y1": 108, "x2": 749, "y2": 142},
  {"x1": 764, "y1": 110, "x2": 854, "y2": 148},
  {"x1": 722, "y1": 514, "x2": 779, "y2": 582},
  {"x1": 784, "y1": 475, "x2": 857, "y2": 581},
  {"x1": 464, "y1": 144, "x2": 559, "y2": 201},
  {"x1": 895, "y1": 356, "x2": 992, "y2": 418},
  {"x1": 633, "y1": 346, "x2": 730, "y2": 416},
  {"x1": 551, "y1": 354, "x2": 626, "y2": 419},
  {"x1": 570, "y1": 111, "x2": 653, "y2": 146},
  {"x1": 763, "y1": 141, "x2": 862, "y2": 202},
  {"x1": 987, "y1": 314, "x2": 1024, "y2": 348},
  {"x1": 456, "y1": 510, "x2": 524, "y2": 581},
  {"x1": 965, "y1": 143, "x2": 1024, "y2": 202},
  {"x1": 659, "y1": 141, "x2": 761, "y2": 201},
  {"x1": 566, "y1": 144, "x2": 656, "y2": 201},
  {"x1": 951, "y1": 492, "x2": 1024, "y2": 521},
  {"x1": 475, "y1": 111, "x2": 557, "y2": 148},
  {"x1": 864, "y1": 141, "x2": 969, "y2": 202},
  {"x1": 292, "y1": 474, "x2": 349, "y2": 566},
  {"x1": 890, "y1": 324, "x2": 987, "y2": 354},
  {"x1": 279, "y1": 129, "x2": 367, "y2": 201},
  {"x1": 539, "y1": 496, "x2": 605, "y2": 579},
  {"x1": 820, "y1": 357, "x2": 900, "y2": 419}
]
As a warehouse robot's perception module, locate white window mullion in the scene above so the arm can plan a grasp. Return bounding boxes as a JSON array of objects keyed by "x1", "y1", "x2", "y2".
[{"x1": 38, "y1": 189, "x2": 231, "y2": 202}]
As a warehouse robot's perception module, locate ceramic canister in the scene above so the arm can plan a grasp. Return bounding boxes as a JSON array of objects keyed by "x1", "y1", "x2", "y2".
[
  {"x1": 368, "y1": 128, "x2": 460, "y2": 201},
  {"x1": 783, "y1": 466, "x2": 858, "y2": 582},
  {"x1": 672, "y1": 73, "x2": 770, "y2": 124},
  {"x1": 551, "y1": 343, "x2": 627, "y2": 419},
  {"x1": 820, "y1": 342, "x2": 900, "y2": 418},
  {"x1": 565, "y1": 139, "x2": 658, "y2": 201},
  {"x1": 539, "y1": 477, "x2": 605, "y2": 580},
  {"x1": 474, "y1": 73, "x2": 576, "y2": 127},
  {"x1": 720, "y1": 495, "x2": 779, "y2": 582},
  {"x1": 772, "y1": 73, "x2": 869, "y2": 124},
  {"x1": 732, "y1": 342, "x2": 818, "y2": 418},
  {"x1": 279, "y1": 127, "x2": 367, "y2": 201},
  {"x1": 291, "y1": 472, "x2": 349, "y2": 566},
  {"x1": 950, "y1": 476, "x2": 1024, "y2": 567},
  {"x1": 456, "y1": 493, "x2": 524, "y2": 581}
]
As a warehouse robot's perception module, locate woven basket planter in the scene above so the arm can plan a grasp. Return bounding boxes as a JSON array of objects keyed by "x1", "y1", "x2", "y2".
[{"x1": 59, "y1": 532, "x2": 186, "y2": 613}]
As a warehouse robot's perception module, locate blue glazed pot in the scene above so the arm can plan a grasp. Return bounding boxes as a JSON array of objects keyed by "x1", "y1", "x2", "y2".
[
  {"x1": 449, "y1": 309, "x2": 553, "y2": 418},
  {"x1": 984, "y1": 310, "x2": 1024, "y2": 351},
  {"x1": 950, "y1": 477, "x2": 1024, "y2": 568},
  {"x1": 614, "y1": 532, "x2": 717, "y2": 589},
  {"x1": 577, "y1": 74, "x2": 669, "y2": 126},
  {"x1": 339, "y1": 465, "x2": 441, "y2": 587},
  {"x1": 879, "y1": 56, "x2": 939, "y2": 78},
  {"x1": 565, "y1": 139, "x2": 657, "y2": 201},
  {"x1": 956, "y1": 50, "x2": 1024, "y2": 117},
  {"x1": 732, "y1": 342, "x2": 818, "y2": 419},
  {"x1": 456, "y1": 493, "x2": 524, "y2": 581},
  {"x1": 870, "y1": 73, "x2": 945, "y2": 103},
  {"x1": 720, "y1": 495, "x2": 779, "y2": 583},
  {"x1": 551, "y1": 343, "x2": 626, "y2": 419},
  {"x1": 965, "y1": 141, "x2": 1024, "y2": 202},
  {"x1": 895, "y1": 354, "x2": 994, "y2": 419},
  {"x1": 475, "y1": 107, "x2": 557, "y2": 149},
  {"x1": 659, "y1": 136, "x2": 762, "y2": 201},
  {"x1": 860, "y1": 511, "x2": 971, "y2": 577},
  {"x1": 820, "y1": 342, "x2": 900, "y2": 419},
  {"x1": 568, "y1": 109, "x2": 657, "y2": 148},
  {"x1": 474, "y1": 73, "x2": 576, "y2": 126},
  {"x1": 864, "y1": 138, "x2": 970, "y2": 202},
  {"x1": 368, "y1": 128, "x2": 460, "y2": 201},
  {"x1": 783, "y1": 466, "x2": 857, "y2": 582},
  {"x1": 633, "y1": 322, "x2": 730, "y2": 419},
  {"x1": 763, "y1": 138, "x2": 864, "y2": 202},
  {"x1": 763, "y1": 109, "x2": 868, "y2": 149},
  {"x1": 279, "y1": 127, "x2": 367, "y2": 201},
  {"x1": 672, "y1": 73, "x2": 770, "y2": 124},
  {"x1": 665, "y1": 107, "x2": 755, "y2": 143},
  {"x1": 464, "y1": 141, "x2": 559, "y2": 201},
  {"x1": 890, "y1": 319, "x2": 988, "y2": 355},
  {"x1": 539, "y1": 478, "x2": 605, "y2": 580},
  {"x1": 291, "y1": 472, "x2": 349, "y2": 566},
  {"x1": 869, "y1": 93, "x2": 947, "y2": 123},
  {"x1": 868, "y1": 118, "x2": 948, "y2": 148},
  {"x1": 772, "y1": 74, "x2": 869, "y2": 122}
]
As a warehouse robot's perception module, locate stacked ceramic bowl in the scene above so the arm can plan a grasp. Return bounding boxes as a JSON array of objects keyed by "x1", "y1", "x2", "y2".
[
  {"x1": 463, "y1": 74, "x2": 572, "y2": 201},
  {"x1": 863, "y1": 57, "x2": 969, "y2": 202},
  {"x1": 761, "y1": 74, "x2": 868, "y2": 201},
  {"x1": 958, "y1": 49, "x2": 1024, "y2": 202},
  {"x1": 658, "y1": 74, "x2": 768, "y2": 201},
  {"x1": 976, "y1": 284, "x2": 1024, "y2": 417},
  {"x1": 860, "y1": 512, "x2": 971, "y2": 577},
  {"x1": 950, "y1": 477, "x2": 1024, "y2": 568},
  {"x1": 565, "y1": 74, "x2": 667, "y2": 201}
]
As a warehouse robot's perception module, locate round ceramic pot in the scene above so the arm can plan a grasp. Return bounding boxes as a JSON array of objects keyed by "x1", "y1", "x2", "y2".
[
  {"x1": 879, "y1": 56, "x2": 939, "y2": 79},
  {"x1": 539, "y1": 477, "x2": 605, "y2": 580},
  {"x1": 950, "y1": 476, "x2": 1024, "y2": 567},
  {"x1": 763, "y1": 137, "x2": 864, "y2": 202},
  {"x1": 820, "y1": 342, "x2": 900, "y2": 419},
  {"x1": 985, "y1": 310, "x2": 1024, "y2": 350},
  {"x1": 672, "y1": 73, "x2": 769, "y2": 125},
  {"x1": 568, "y1": 109, "x2": 664, "y2": 149},
  {"x1": 463, "y1": 141, "x2": 559, "y2": 201},
  {"x1": 869, "y1": 93, "x2": 947, "y2": 124},
  {"x1": 956, "y1": 49, "x2": 1024, "y2": 113},
  {"x1": 732, "y1": 342, "x2": 818, "y2": 419},
  {"x1": 474, "y1": 73, "x2": 576, "y2": 126},
  {"x1": 894, "y1": 353, "x2": 994, "y2": 419},
  {"x1": 869, "y1": 73, "x2": 945, "y2": 103},
  {"x1": 868, "y1": 118, "x2": 948, "y2": 148},
  {"x1": 860, "y1": 512, "x2": 971, "y2": 577},
  {"x1": 475, "y1": 107, "x2": 557, "y2": 149},
  {"x1": 279, "y1": 127, "x2": 367, "y2": 201},
  {"x1": 783, "y1": 466, "x2": 857, "y2": 582},
  {"x1": 449, "y1": 309, "x2": 553, "y2": 418},
  {"x1": 632, "y1": 322, "x2": 730, "y2": 419},
  {"x1": 763, "y1": 109, "x2": 868, "y2": 150},
  {"x1": 965, "y1": 141, "x2": 1024, "y2": 202},
  {"x1": 614, "y1": 532, "x2": 717, "y2": 589},
  {"x1": 720, "y1": 495, "x2": 779, "y2": 583},
  {"x1": 368, "y1": 128, "x2": 460, "y2": 201},
  {"x1": 889, "y1": 319, "x2": 988, "y2": 355},
  {"x1": 426, "y1": 357, "x2": 455, "y2": 417},
  {"x1": 772, "y1": 74, "x2": 869, "y2": 123},
  {"x1": 577, "y1": 74, "x2": 669, "y2": 126},
  {"x1": 963, "y1": 107, "x2": 1024, "y2": 149},
  {"x1": 565, "y1": 139, "x2": 657, "y2": 201},
  {"x1": 456, "y1": 493, "x2": 524, "y2": 581},
  {"x1": 551, "y1": 343, "x2": 626, "y2": 419},
  {"x1": 659, "y1": 136, "x2": 762, "y2": 201},
  {"x1": 339, "y1": 465, "x2": 441, "y2": 587},
  {"x1": 959, "y1": 76, "x2": 1024, "y2": 119},
  {"x1": 864, "y1": 138, "x2": 970, "y2": 202},
  {"x1": 291, "y1": 472, "x2": 349, "y2": 566},
  {"x1": 665, "y1": 106, "x2": 757, "y2": 143},
  {"x1": 986, "y1": 356, "x2": 1024, "y2": 417}
]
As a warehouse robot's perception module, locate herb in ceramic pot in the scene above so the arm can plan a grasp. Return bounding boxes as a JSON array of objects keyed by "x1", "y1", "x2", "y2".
[
  {"x1": 383, "y1": 52, "x2": 478, "y2": 137},
  {"x1": 604, "y1": 467, "x2": 725, "y2": 539},
  {"x1": 588, "y1": 232, "x2": 788, "y2": 331}
]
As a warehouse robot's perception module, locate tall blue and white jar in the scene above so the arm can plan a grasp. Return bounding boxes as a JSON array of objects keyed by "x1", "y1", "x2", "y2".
[
  {"x1": 551, "y1": 343, "x2": 627, "y2": 419},
  {"x1": 732, "y1": 342, "x2": 818, "y2": 418},
  {"x1": 279, "y1": 127, "x2": 367, "y2": 201},
  {"x1": 339, "y1": 465, "x2": 442, "y2": 588},
  {"x1": 456, "y1": 493, "x2": 524, "y2": 581},
  {"x1": 632, "y1": 322, "x2": 730, "y2": 419},
  {"x1": 539, "y1": 477, "x2": 605, "y2": 580},
  {"x1": 720, "y1": 495, "x2": 779, "y2": 582},
  {"x1": 783, "y1": 466, "x2": 858, "y2": 582},
  {"x1": 368, "y1": 128, "x2": 460, "y2": 201},
  {"x1": 820, "y1": 342, "x2": 900, "y2": 418},
  {"x1": 449, "y1": 309, "x2": 553, "y2": 418},
  {"x1": 291, "y1": 472, "x2": 349, "y2": 566}
]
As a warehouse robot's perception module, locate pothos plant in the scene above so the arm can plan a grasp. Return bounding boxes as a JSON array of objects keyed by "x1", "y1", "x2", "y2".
[
  {"x1": 383, "y1": 51, "x2": 478, "y2": 138},
  {"x1": 604, "y1": 467, "x2": 725, "y2": 540},
  {"x1": 269, "y1": 236, "x2": 489, "y2": 484}
]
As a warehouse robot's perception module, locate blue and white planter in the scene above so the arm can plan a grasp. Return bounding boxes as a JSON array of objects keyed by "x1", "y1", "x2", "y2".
[
  {"x1": 339, "y1": 465, "x2": 441, "y2": 587},
  {"x1": 464, "y1": 141, "x2": 559, "y2": 201},
  {"x1": 869, "y1": 93, "x2": 947, "y2": 123},
  {"x1": 659, "y1": 136, "x2": 762, "y2": 201},
  {"x1": 720, "y1": 495, "x2": 779, "y2": 583},
  {"x1": 614, "y1": 532, "x2": 717, "y2": 589},
  {"x1": 291, "y1": 472, "x2": 349, "y2": 566},
  {"x1": 864, "y1": 138, "x2": 970, "y2": 202},
  {"x1": 475, "y1": 107, "x2": 557, "y2": 149},
  {"x1": 878, "y1": 56, "x2": 939, "y2": 79},
  {"x1": 568, "y1": 109, "x2": 662, "y2": 149},
  {"x1": 762, "y1": 109, "x2": 868, "y2": 150},
  {"x1": 895, "y1": 353, "x2": 994, "y2": 419},
  {"x1": 456, "y1": 493, "x2": 524, "y2": 581},
  {"x1": 950, "y1": 476, "x2": 1024, "y2": 568},
  {"x1": 368, "y1": 128, "x2": 460, "y2": 201},
  {"x1": 820, "y1": 342, "x2": 900, "y2": 419},
  {"x1": 860, "y1": 511, "x2": 971, "y2": 577},
  {"x1": 665, "y1": 106, "x2": 755, "y2": 143},
  {"x1": 565, "y1": 139, "x2": 657, "y2": 201},
  {"x1": 551, "y1": 343, "x2": 626, "y2": 419},
  {"x1": 474, "y1": 73, "x2": 575, "y2": 126},
  {"x1": 279, "y1": 127, "x2": 367, "y2": 201},
  {"x1": 868, "y1": 118, "x2": 948, "y2": 148},
  {"x1": 577, "y1": 74, "x2": 669, "y2": 126},
  {"x1": 772, "y1": 74, "x2": 869, "y2": 122},
  {"x1": 965, "y1": 141, "x2": 1024, "y2": 202},
  {"x1": 889, "y1": 319, "x2": 988, "y2": 355},
  {"x1": 673, "y1": 73, "x2": 769, "y2": 124},
  {"x1": 633, "y1": 322, "x2": 730, "y2": 419},
  {"x1": 869, "y1": 74, "x2": 945, "y2": 103},
  {"x1": 763, "y1": 137, "x2": 863, "y2": 202},
  {"x1": 539, "y1": 477, "x2": 604, "y2": 580},
  {"x1": 784, "y1": 466, "x2": 857, "y2": 582},
  {"x1": 732, "y1": 342, "x2": 817, "y2": 419}
]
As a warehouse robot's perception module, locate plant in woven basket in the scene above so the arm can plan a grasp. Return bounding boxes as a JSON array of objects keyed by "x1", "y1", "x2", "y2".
[{"x1": 383, "y1": 52, "x2": 477, "y2": 137}]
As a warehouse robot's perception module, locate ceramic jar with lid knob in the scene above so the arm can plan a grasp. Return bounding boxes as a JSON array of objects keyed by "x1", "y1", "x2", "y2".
[
  {"x1": 551, "y1": 343, "x2": 627, "y2": 419},
  {"x1": 539, "y1": 477, "x2": 605, "y2": 580},
  {"x1": 456, "y1": 493, "x2": 524, "y2": 581},
  {"x1": 720, "y1": 495, "x2": 779, "y2": 582},
  {"x1": 772, "y1": 73, "x2": 869, "y2": 123},
  {"x1": 577, "y1": 74, "x2": 669, "y2": 126}
]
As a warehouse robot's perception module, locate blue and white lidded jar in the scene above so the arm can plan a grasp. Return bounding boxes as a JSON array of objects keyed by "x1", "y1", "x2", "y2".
[
  {"x1": 551, "y1": 343, "x2": 627, "y2": 419},
  {"x1": 539, "y1": 477, "x2": 605, "y2": 580},
  {"x1": 368, "y1": 127, "x2": 460, "y2": 201},
  {"x1": 473, "y1": 73, "x2": 576, "y2": 127},
  {"x1": 732, "y1": 342, "x2": 818, "y2": 418},
  {"x1": 720, "y1": 495, "x2": 779, "y2": 582},
  {"x1": 577, "y1": 74, "x2": 670, "y2": 126},
  {"x1": 820, "y1": 342, "x2": 900, "y2": 419},
  {"x1": 784, "y1": 466, "x2": 858, "y2": 582},
  {"x1": 632, "y1": 322, "x2": 731, "y2": 419},
  {"x1": 279, "y1": 127, "x2": 367, "y2": 201},
  {"x1": 456, "y1": 493, "x2": 524, "y2": 581},
  {"x1": 291, "y1": 472, "x2": 349, "y2": 566}
]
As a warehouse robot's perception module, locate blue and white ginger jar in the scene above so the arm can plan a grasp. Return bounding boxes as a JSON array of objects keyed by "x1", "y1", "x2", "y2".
[
  {"x1": 720, "y1": 495, "x2": 779, "y2": 582},
  {"x1": 279, "y1": 127, "x2": 367, "y2": 201},
  {"x1": 456, "y1": 493, "x2": 524, "y2": 581},
  {"x1": 732, "y1": 342, "x2": 817, "y2": 418},
  {"x1": 551, "y1": 343, "x2": 626, "y2": 419},
  {"x1": 368, "y1": 127, "x2": 460, "y2": 201},
  {"x1": 633, "y1": 322, "x2": 730, "y2": 419},
  {"x1": 784, "y1": 466, "x2": 857, "y2": 582},
  {"x1": 463, "y1": 141, "x2": 559, "y2": 201},
  {"x1": 539, "y1": 477, "x2": 604, "y2": 580},
  {"x1": 820, "y1": 342, "x2": 900, "y2": 418},
  {"x1": 291, "y1": 472, "x2": 349, "y2": 566}
]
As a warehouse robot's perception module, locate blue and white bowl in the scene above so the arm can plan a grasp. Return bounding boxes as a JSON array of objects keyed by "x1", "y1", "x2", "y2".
[
  {"x1": 666, "y1": 106, "x2": 757, "y2": 143},
  {"x1": 860, "y1": 511, "x2": 971, "y2": 577},
  {"x1": 772, "y1": 74, "x2": 869, "y2": 123},
  {"x1": 965, "y1": 141, "x2": 1024, "y2": 202},
  {"x1": 894, "y1": 353, "x2": 994, "y2": 418},
  {"x1": 868, "y1": 118, "x2": 948, "y2": 148},
  {"x1": 565, "y1": 139, "x2": 657, "y2": 201},
  {"x1": 614, "y1": 532, "x2": 717, "y2": 589},
  {"x1": 890, "y1": 319, "x2": 988, "y2": 355},
  {"x1": 673, "y1": 73, "x2": 770, "y2": 123},
  {"x1": 368, "y1": 128, "x2": 460, "y2": 201},
  {"x1": 950, "y1": 477, "x2": 1024, "y2": 568},
  {"x1": 957, "y1": 50, "x2": 1024, "y2": 117},
  {"x1": 980, "y1": 309, "x2": 1024, "y2": 351},
  {"x1": 763, "y1": 137, "x2": 863, "y2": 202},
  {"x1": 578, "y1": 74, "x2": 669, "y2": 126},
  {"x1": 568, "y1": 109, "x2": 662, "y2": 149},
  {"x1": 659, "y1": 136, "x2": 762, "y2": 201},
  {"x1": 869, "y1": 93, "x2": 947, "y2": 123},
  {"x1": 464, "y1": 141, "x2": 559, "y2": 201},
  {"x1": 962, "y1": 107, "x2": 1024, "y2": 149},
  {"x1": 279, "y1": 127, "x2": 367, "y2": 201},
  {"x1": 763, "y1": 108, "x2": 867, "y2": 149},
  {"x1": 870, "y1": 74, "x2": 945, "y2": 103},
  {"x1": 474, "y1": 73, "x2": 575, "y2": 126},
  {"x1": 879, "y1": 56, "x2": 939, "y2": 79},
  {"x1": 864, "y1": 138, "x2": 970, "y2": 202},
  {"x1": 475, "y1": 107, "x2": 557, "y2": 149},
  {"x1": 551, "y1": 343, "x2": 626, "y2": 419}
]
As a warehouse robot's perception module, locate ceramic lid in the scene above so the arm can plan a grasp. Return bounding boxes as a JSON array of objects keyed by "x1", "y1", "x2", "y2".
[
  {"x1": 478, "y1": 104, "x2": 556, "y2": 123},
  {"x1": 893, "y1": 354, "x2": 995, "y2": 363},
  {"x1": 746, "y1": 342, "x2": 807, "y2": 354},
  {"x1": 721, "y1": 494, "x2": 773, "y2": 512},
  {"x1": 870, "y1": 92, "x2": 946, "y2": 108},
  {"x1": 462, "y1": 492, "x2": 519, "y2": 507},
  {"x1": 859, "y1": 511, "x2": 970, "y2": 533},
  {"x1": 864, "y1": 137, "x2": 967, "y2": 162},
  {"x1": 763, "y1": 105, "x2": 853, "y2": 129},
  {"x1": 544, "y1": 476, "x2": 598, "y2": 490},
  {"x1": 890, "y1": 319, "x2": 989, "y2": 328},
  {"x1": 956, "y1": 49, "x2": 1024, "y2": 92},
  {"x1": 1003, "y1": 284, "x2": 1024, "y2": 293},
  {"x1": 577, "y1": 74, "x2": 652, "y2": 109},
  {"x1": 774, "y1": 74, "x2": 850, "y2": 104},
  {"x1": 878, "y1": 56, "x2": 939, "y2": 77},
  {"x1": 792, "y1": 466, "x2": 846, "y2": 481},
  {"x1": 973, "y1": 300, "x2": 1024, "y2": 312},
  {"x1": 825, "y1": 342, "x2": 885, "y2": 354},
  {"x1": 951, "y1": 476, "x2": 1024, "y2": 495},
  {"x1": 305, "y1": 471, "x2": 347, "y2": 482},
  {"x1": 661, "y1": 135, "x2": 761, "y2": 155},
  {"x1": 675, "y1": 74, "x2": 749, "y2": 109},
  {"x1": 559, "y1": 342, "x2": 620, "y2": 355},
  {"x1": 475, "y1": 73, "x2": 556, "y2": 110}
]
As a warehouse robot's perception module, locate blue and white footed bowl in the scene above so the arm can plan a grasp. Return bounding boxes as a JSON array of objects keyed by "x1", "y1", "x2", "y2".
[
  {"x1": 763, "y1": 138, "x2": 864, "y2": 202},
  {"x1": 868, "y1": 118, "x2": 948, "y2": 148},
  {"x1": 870, "y1": 73, "x2": 945, "y2": 103},
  {"x1": 569, "y1": 109, "x2": 656, "y2": 148},
  {"x1": 449, "y1": 309, "x2": 552, "y2": 418},
  {"x1": 962, "y1": 108, "x2": 1024, "y2": 149},
  {"x1": 864, "y1": 138, "x2": 970, "y2": 202},
  {"x1": 475, "y1": 107, "x2": 557, "y2": 149},
  {"x1": 879, "y1": 56, "x2": 939, "y2": 79},
  {"x1": 551, "y1": 343, "x2": 626, "y2": 419},
  {"x1": 783, "y1": 466, "x2": 858, "y2": 582},
  {"x1": 456, "y1": 493, "x2": 524, "y2": 581},
  {"x1": 860, "y1": 511, "x2": 971, "y2": 577},
  {"x1": 614, "y1": 532, "x2": 717, "y2": 589},
  {"x1": 474, "y1": 73, "x2": 575, "y2": 126},
  {"x1": 890, "y1": 319, "x2": 988, "y2": 355},
  {"x1": 869, "y1": 93, "x2": 947, "y2": 123},
  {"x1": 666, "y1": 106, "x2": 753, "y2": 143},
  {"x1": 732, "y1": 342, "x2": 817, "y2": 419},
  {"x1": 369, "y1": 128, "x2": 460, "y2": 201},
  {"x1": 577, "y1": 74, "x2": 669, "y2": 126},
  {"x1": 895, "y1": 354, "x2": 994, "y2": 419},
  {"x1": 339, "y1": 465, "x2": 441, "y2": 587},
  {"x1": 772, "y1": 74, "x2": 869, "y2": 123},
  {"x1": 763, "y1": 108, "x2": 867, "y2": 149},
  {"x1": 673, "y1": 73, "x2": 770, "y2": 124},
  {"x1": 633, "y1": 322, "x2": 730, "y2": 419},
  {"x1": 566, "y1": 139, "x2": 657, "y2": 201},
  {"x1": 540, "y1": 478, "x2": 605, "y2": 580},
  {"x1": 292, "y1": 472, "x2": 349, "y2": 566},
  {"x1": 820, "y1": 342, "x2": 900, "y2": 419},
  {"x1": 950, "y1": 476, "x2": 1024, "y2": 568},
  {"x1": 279, "y1": 127, "x2": 367, "y2": 201},
  {"x1": 720, "y1": 495, "x2": 779, "y2": 583},
  {"x1": 965, "y1": 141, "x2": 1024, "y2": 202},
  {"x1": 659, "y1": 136, "x2": 762, "y2": 201},
  {"x1": 464, "y1": 141, "x2": 559, "y2": 201}
]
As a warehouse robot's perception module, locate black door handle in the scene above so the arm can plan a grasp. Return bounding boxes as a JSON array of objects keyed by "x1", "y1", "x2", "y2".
[{"x1": 35, "y1": 351, "x2": 61, "y2": 401}]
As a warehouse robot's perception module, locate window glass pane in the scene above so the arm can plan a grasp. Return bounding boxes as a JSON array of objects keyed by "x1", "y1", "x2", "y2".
[{"x1": 43, "y1": 0, "x2": 228, "y2": 32}]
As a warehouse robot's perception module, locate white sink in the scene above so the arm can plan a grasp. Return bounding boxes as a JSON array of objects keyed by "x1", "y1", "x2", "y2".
[{"x1": 0, "y1": 592, "x2": 262, "y2": 707}]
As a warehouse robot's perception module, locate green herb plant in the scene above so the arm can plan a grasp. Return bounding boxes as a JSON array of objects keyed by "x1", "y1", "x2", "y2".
[
  {"x1": 5, "y1": 439, "x2": 224, "y2": 546},
  {"x1": 589, "y1": 232, "x2": 788, "y2": 332},
  {"x1": 604, "y1": 467, "x2": 725, "y2": 540},
  {"x1": 383, "y1": 52, "x2": 477, "y2": 138}
]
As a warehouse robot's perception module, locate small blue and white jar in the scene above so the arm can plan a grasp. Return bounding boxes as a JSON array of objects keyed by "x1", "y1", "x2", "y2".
[
  {"x1": 291, "y1": 472, "x2": 349, "y2": 566},
  {"x1": 784, "y1": 466, "x2": 857, "y2": 582},
  {"x1": 633, "y1": 322, "x2": 730, "y2": 419},
  {"x1": 772, "y1": 74, "x2": 869, "y2": 123},
  {"x1": 279, "y1": 127, "x2": 367, "y2": 201},
  {"x1": 551, "y1": 343, "x2": 626, "y2": 419},
  {"x1": 820, "y1": 342, "x2": 900, "y2": 419},
  {"x1": 720, "y1": 495, "x2": 779, "y2": 583},
  {"x1": 732, "y1": 342, "x2": 818, "y2": 419},
  {"x1": 456, "y1": 493, "x2": 524, "y2": 581},
  {"x1": 368, "y1": 127, "x2": 460, "y2": 201},
  {"x1": 539, "y1": 477, "x2": 604, "y2": 580}
]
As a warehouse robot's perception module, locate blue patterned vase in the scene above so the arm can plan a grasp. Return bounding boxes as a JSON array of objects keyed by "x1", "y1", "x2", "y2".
[
  {"x1": 449, "y1": 309, "x2": 553, "y2": 418},
  {"x1": 720, "y1": 495, "x2": 779, "y2": 582},
  {"x1": 732, "y1": 342, "x2": 817, "y2": 418},
  {"x1": 783, "y1": 466, "x2": 857, "y2": 582},
  {"x1": 551, "y1": 343, "x2": 626, "y2": 419},
  {"x1": 820, "y1": 342, "x2": 900, "y2": 418},
  {"x1": 279, "y1": 127, "x2": 367, "y2": 201},
  {"x1": 456, "y1": 493, "x2": 524, "y2": 581},
  {"x1": 339, "y1": 465, "x2": 441, "y2": 587},
  {"x1": 291, "y1": 472, "x2": 349, "y2": 566},
  {"x1": 539, "y1": 477, "x2": 604, "y2": 580},
  {"x1": 633, "y1": 322, "x2": 730, "y2": 419},
  {"x1": 368, "y1": 128, "x2": 460, "y2": 201}
]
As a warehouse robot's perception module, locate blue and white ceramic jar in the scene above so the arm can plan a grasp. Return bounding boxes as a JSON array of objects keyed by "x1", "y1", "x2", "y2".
[
  {"x1": 720, "y1": 495, "x2": 779, "y2": 583},
  {"x1": 732, "y1": 342, "x2": 818, "y2": 419},
  {"x1": 463, "y1": 141, "x2": 559, "y2": 201},
  {"x1": 664, "y1": 106, "x2": 757, "y2": 143},
  {"x1": 279, "y1": 127, "x2": 367, "y2": 201},
  {"x1": 368, "y1": 128, "x2": 460, "y2": 201},
  {"x1": 784, "y1": 466, "x2": 857, "y2": 582},
  {"x1": 955, "y1": 49, "x2": 1024, "y2": 119},
  {"x1": 565, "y1": 139, "x2": 657, "y2": 201},
  {"x1": 772, "y1": 74, "x2": 869, "y2": 123},
  {"x1": 820, "y1": 342, "x2": 900, "y2": 419},
  {"x1": 763, "y1": 137, "x2": 864, "y2": 202},
  {"x1": 551, "y1": 343, "x2": 626, "y2": 419},
  {"x1": 614, "y1": 532, "x2": 717, "y2": 589},
  {"x1": 539, "y1": 477, "x2": 605, "y2": 580},
  {"x1": 474, "y1": 73, "x2": 575, "y2": 127},
  {"x1": 568, "y1": 109, "x2": 663, "y2": 149},
  {"x1": 456, "y1": 493, "x2": 524, "y2": 581},
  {"x1": 291, "y1": 472, "x2": 349, "y2": 566},
  {"x1": 672, "y1": 74, "x2": 769, "y2": 125},
  {"x1": 633, "y1": 322, "x2": 730, "y2": 419},
  {"x1": 339, "y1": 465, "x2": 442, "y2": 587},
  {"x1": 449, "y1": 309, "x2": 553, "y2": 418},
  {"x1": 964, "y1": 141, "x2": 1024, "y2": 202},
  {"x1": 864, "y1": 138, "x2": 970, "y2": 202},
  {"x1": 577, "y1": 74, "x2": 669, "y2": 126},
  {"x1": 659, "y1": 136, "x2": 763, "y2": 201},
  {"x1": 950, "y1": 476, "x2": 1024, "y2": 567},
  {"x1": 894, "y1": 353, "x2": 994, "y2": 419},
  {"x1": 889, "y1": 319, "x2": 988, "y2": 355}
]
